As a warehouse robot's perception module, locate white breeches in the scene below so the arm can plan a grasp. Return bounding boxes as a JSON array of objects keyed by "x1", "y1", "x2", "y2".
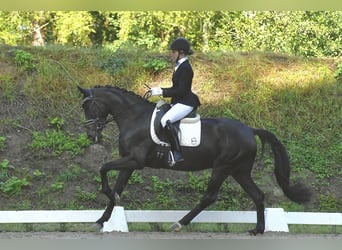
[{"x1": 161, "y1": 103, "x2": 194, "y2": 128}]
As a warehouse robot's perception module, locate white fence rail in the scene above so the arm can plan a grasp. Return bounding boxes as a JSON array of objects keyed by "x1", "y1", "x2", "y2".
[{"x1": 0, "y1": 208, "x2": 341, "y2": 233}]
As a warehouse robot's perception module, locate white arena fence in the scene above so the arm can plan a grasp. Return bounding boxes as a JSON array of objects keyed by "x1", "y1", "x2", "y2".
[{"x1": 0, "y1": 207, "x2": 341, "y2": 233}]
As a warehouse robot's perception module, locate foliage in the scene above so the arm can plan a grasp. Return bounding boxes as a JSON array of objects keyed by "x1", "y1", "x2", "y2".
[
  {"x1": 128, "y1": 172, "x2": 144, "y2": 185},
  {"x1": 15, "y1": 49, "x2": 36, "y2": 72},
  {"x1": 29, "y1": 130, "x2": 91, "y2": 156},
  {"x1": 0, "y1": 159, "x2": 11, "y2": 170},
  {"x1": 150, "y1": 176, "x2": 176, "y2": 208},
  {"x1": 143, "y1": 58, "x2": 168, "y2": 74},
  {"x1": 97, "y1": 56, "x2": 128, "y2": 76},
  {"x1": 54, "y1": 11, "x2": 95, "y2": 46},
  {"x1": 0, "y1": 159, "x2": 29, "y2": 195},
  {"x1": 28, "y1": 117, "x2": 90, "y2": 157},
  {"x1": 318, "y1": 195, "x2": 340, "y2": 212},
  {"x1": 0, "y1": 176, "x2": 29, "y2": 195},
  {"x1": 0, "y1": 11, "x2": 341, "y2": 57},
  {"x1": 33, "y1": 169, "x2": 43, "y2": 178},
  {"x1": 48, "y1": 116, "x2": 65, "y2": 130},
  {"x1": 75, "y1": 186, "x2": 97, "y2": 202},
  {"x1": 0, "y1": 11, "x2": 42, "y2": 45},
  {"x1": 51, "y1": 181, "x2": 64, "y2": 192},
  {"x1": 0, "y1": 159, "x2": 12, "y2": 180},
  {"x1": 334, "y1": 63, "x2": 342, "y2": 80},
  {"x1": 57, "y1": 164, "x2": 84, "y2": 182},
  {"x1": 0, "y1": 74, "x2": 16, "y2": 101},
  {"x1": 0, "y1": 136, "x2": 6, "y2": 151}
]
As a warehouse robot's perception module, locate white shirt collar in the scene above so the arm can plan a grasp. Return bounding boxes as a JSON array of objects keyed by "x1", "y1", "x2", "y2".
[{"x1": 175, "y1": 57, "x2": 188, "y2": 71}]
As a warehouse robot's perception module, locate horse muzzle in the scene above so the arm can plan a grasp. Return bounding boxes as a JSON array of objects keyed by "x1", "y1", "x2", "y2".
[
  {"x1": 86, "y1": 130, "x2": 102, "y2": 143},
  {"x1": 84, "y1": 118, "x2": 105, "y2": 143}
]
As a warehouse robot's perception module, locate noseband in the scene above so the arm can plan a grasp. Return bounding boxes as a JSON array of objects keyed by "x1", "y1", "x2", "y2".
[
  {"x1": 84, "y1": 117, "x2": 109, "y2": 131},
  {"x1": 82, "y1": 94, "x2": 113, "y2": 131}
]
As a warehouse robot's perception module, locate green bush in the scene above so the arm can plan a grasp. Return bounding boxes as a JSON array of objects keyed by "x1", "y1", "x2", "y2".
[
  {"x1": 29, "y1": 130, "x2": 91, "y2": 156},
  {"x1": 15, "y1": 49, "x2": 36, "y2": 72},
  {"x1": 143, "y1": 58, "x2": 167, "y2": 74},
  {"x1": 97, "y1": 56, "x2": 128, "y2": 76}
]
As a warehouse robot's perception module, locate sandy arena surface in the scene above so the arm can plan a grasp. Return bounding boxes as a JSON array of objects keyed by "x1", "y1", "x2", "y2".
[{"x1": 0, "y1": 231, "x2": 341, "y2": 239}]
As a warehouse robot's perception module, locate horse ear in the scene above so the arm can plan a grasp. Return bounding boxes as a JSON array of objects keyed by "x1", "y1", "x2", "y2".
[{"x1": 77, "y1": 86, "x2": 89, "y2": 97}]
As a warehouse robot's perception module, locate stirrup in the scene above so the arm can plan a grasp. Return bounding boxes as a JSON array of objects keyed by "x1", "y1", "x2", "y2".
[
  {"x1": 168, "y1": 151, "x2": 176, "y2": 167},
  {"x1": 168, "y1": 151, "x2": 184, "y2": 167}
]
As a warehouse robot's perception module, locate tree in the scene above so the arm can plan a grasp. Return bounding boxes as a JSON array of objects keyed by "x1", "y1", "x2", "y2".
[
  {"x1": 0, "y1": 11, "x2": 341, "y2": 57},
  {"x1": 54, "y1": 11, "x2": 94, "y2": 46}
]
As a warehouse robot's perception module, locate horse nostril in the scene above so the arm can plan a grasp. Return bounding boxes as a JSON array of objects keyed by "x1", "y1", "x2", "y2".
[
  {"x1": 87, "y1": 132, "x2": 102, "y2": 143},
  {"x1": 87, "y1": 133, "x2": 96, "y2": 142}
]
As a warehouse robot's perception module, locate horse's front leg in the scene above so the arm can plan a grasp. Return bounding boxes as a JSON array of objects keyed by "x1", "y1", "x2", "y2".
[
  {"x1": 96, "y1": 169, "x2": 134, "y2": 227},
  {"x1": 100, "y1": 156, "x2": 139, "y2": 199},
  {"x1": 96, "y1": 156, "x2": 140, "y2": 228}
]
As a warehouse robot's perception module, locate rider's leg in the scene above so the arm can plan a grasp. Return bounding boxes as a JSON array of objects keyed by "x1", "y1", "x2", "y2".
[{"x1": 161, "y1": 103, "x2": 193, "y2": 166}]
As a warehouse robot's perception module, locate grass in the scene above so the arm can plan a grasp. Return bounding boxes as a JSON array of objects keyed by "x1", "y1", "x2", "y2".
[{"x1": 0, "y1": 136, "x2": 6, "y2": 151}]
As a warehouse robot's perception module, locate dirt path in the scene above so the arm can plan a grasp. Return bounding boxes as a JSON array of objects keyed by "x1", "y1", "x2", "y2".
[{"x1": 0, "y1": 231, "x2": 341, "y2": 239}]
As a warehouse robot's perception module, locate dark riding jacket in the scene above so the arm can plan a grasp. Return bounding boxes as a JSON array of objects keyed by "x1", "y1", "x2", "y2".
[{"x1": 162, "y1": 59, "x2": 201, "y2": 107}]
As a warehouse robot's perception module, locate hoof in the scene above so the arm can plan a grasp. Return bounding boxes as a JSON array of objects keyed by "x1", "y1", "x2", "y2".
[
  {"x1": 170, "y1": 222, "x2": 182, "y2": 232},
  {"x1": 248, "y1": 228, "x2": 264, "y2": 236},
  {"x1": 93, "y1": 222, "x2": 103, "y2": 232}
]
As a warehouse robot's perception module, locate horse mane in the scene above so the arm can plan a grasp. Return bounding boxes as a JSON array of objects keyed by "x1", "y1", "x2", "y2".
[{"x1": 93, "y1": 85, "x2": 153, "y2": 105}]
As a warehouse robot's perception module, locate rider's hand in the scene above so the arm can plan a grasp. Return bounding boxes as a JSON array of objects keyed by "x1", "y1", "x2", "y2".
[{"x1": 150, "y1": 87, "x2": 163, "y2": 96}]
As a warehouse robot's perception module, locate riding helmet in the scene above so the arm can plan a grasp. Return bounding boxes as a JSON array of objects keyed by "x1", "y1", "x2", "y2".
[{"x1": 170, "y1": 38, "x2": 193, "y2": 55}]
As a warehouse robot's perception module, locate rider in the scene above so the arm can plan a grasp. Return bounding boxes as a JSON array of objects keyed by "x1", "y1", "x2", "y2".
[{"x1": 149, "y1": 37, "x2": 201, "y2": 166}]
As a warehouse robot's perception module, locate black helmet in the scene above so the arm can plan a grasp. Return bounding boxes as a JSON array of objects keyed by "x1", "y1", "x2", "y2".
[{"x1": 170, "y1": 38, "x2": 193, "y2": 55}]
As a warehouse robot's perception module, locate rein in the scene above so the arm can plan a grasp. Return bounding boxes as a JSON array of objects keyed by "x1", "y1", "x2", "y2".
[{"x1": 82, "y1": 90, "x2": 142, "y2": 130}]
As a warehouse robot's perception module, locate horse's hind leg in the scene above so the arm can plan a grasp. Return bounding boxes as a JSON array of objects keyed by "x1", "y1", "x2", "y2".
[
  {"x1": 172, "y1": 168, "x2": 228, "y2": 231},
  {"x1": 232, "y1": 171, "x2": 265, "y2": 235}
]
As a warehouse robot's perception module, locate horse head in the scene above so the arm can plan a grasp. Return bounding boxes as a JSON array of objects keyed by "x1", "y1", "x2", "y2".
[{"x1": 78, "y1": 86, "x2": 109, "y2": 143}]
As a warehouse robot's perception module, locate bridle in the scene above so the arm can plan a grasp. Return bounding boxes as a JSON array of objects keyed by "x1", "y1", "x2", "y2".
[
  {"x1": 81, "y1": 93, "x2": 114, "y2": 132},
  {"x1": 81, "y1": 90, "x2": 143, "y2": 132}
]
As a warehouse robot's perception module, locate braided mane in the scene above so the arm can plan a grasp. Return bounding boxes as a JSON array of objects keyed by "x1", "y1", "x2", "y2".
[{"x1": 93, "y1": 85, "x2": 153, "y2": 105}]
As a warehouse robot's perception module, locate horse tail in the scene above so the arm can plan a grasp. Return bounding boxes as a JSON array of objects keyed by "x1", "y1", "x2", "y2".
[{"x1": 253, "y1": 128, "x2": 312, "y2": 203}]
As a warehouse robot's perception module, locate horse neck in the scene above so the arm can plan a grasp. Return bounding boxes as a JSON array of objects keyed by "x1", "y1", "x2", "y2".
[{"x1": 101, "y1": 88, "x2": 154, "y2": 128}]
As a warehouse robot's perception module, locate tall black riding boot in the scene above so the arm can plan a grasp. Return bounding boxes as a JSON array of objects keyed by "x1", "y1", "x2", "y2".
[{"x1": 165, "y1": 120, "x2": 184, "y2": 166}]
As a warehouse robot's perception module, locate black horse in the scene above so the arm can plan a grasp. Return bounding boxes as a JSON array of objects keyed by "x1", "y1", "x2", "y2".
[{"x1": 78, "y1": 85, "x2": 311, "y2": 235}]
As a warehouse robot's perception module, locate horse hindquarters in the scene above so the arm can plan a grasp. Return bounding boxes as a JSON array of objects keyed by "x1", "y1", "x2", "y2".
[
  {"x1": 176, "y1": 122, "x2": 265, "y2": 234},
  {"x1": 230, "y1": 131, "x2": 266, "y2": 235}
]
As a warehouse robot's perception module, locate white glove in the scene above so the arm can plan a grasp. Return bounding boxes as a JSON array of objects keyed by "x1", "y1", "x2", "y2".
[{"x1": 150, "y1": 87, "x2": 163, "y2": 96}]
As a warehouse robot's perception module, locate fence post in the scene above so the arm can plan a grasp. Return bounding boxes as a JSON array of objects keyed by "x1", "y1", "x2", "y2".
[
  {"x1": 265, "y1": 208, "x2": 289, "y2": 232},
  {"x1": 101, "y1": 206, "x2": 129, "y2": 233}
]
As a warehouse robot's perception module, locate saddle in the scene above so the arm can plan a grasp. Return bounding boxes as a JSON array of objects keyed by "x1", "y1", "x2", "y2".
[{"x1": 150, "y1": 100, "x2": 201, "y2": 147}]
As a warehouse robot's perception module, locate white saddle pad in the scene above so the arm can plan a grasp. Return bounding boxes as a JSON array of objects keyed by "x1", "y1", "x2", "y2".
[
  {"x1": 150, "y1": 107, "x2": 201, "y2": 147},
  {"x1": 178, "y1": 114, "x2": 201, "y2": 147}
]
